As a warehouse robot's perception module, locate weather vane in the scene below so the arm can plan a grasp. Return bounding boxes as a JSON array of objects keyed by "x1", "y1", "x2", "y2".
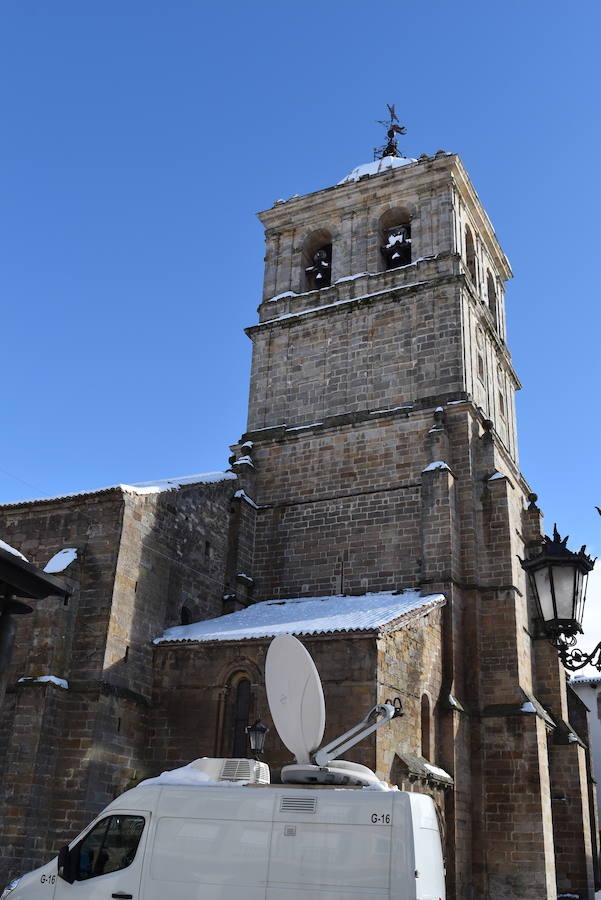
[{"x1": 374, "y1": 104, "x2": 407, "y2": 160}]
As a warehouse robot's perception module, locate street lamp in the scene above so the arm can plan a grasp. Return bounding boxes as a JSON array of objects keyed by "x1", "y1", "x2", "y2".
[
  {"x1": 520, "y1": 525, "x2": 596, "y2": 670},
  {"x1": 246, "y1": 719, "x2": 269, "y2": 759}
]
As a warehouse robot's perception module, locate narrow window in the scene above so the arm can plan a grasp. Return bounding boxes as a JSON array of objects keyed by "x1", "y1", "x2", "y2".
[
  {"x1": 465, "y1": 225, "x2": 477, "y2": 284},
  {"x1": 487, "y1": 271, "x2": 499, "y2": 330},
  {"x1": 180, "y1": 605, "x2": 192, "y2": 626},
  {"x1": 478, "y1": 353, "x2": 485, "y2": 383},
  {"x1": 421, "y1": 694, "x2": 431, "y2": 760},
  {"x1": 499, "y1": 391, "x2": 506, "y2": 419},
  {"x1": 232, "y1": 678, "x2": 251, "y2": 757},
  {"x1": 204, "y1": 540, "x2": 211, "y2": 562}
]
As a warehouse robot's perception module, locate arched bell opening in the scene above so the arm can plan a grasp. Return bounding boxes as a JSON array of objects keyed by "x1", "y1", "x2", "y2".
[
  {"x1": 302, "y1": 229, "x2": 332, "y2": 291},
  {"x1": 379, "y1": 208, "x2": 412, "y2": 270}
]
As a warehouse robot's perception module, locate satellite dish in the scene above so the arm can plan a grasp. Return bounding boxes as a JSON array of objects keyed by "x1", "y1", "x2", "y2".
[{"x1": 265, "y1": 634, "x2": 325, "y2": 765}]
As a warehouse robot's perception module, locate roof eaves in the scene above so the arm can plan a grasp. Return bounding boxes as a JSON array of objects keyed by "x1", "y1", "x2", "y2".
[{"x1": 377, "y1": 594, "x2": 446, "y2": 635}]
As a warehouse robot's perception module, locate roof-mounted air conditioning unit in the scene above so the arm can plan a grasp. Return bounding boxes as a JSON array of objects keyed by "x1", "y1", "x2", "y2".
[{"x1": 188, "y1": 757, "x2": 270, "y2": 784}]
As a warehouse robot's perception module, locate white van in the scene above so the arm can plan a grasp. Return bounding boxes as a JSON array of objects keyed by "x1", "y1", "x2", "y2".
[
  {"x1": 3, "y1": 635, "x2": 446, "y2": 900},
  {"x1": 1, "y1": 777, "x2": 445, "y2": 900}
]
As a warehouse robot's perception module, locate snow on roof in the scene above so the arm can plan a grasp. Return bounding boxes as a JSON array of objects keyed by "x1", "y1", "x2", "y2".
[
  {"x1": 0, "y1": 538, "x2": 28, "y2": 562},
  {"x1": 131, "y1": 472, "x2": 237, "y2": 490},
  {"x1": 338, "y1": 155, "x2": 417, "y2": 185},
  {"x1": 154, "y1": 589, "x2": 445, "y2": 645},
  {"x1": 0, "y1": 471, "x2": 237, "y2": 509}
]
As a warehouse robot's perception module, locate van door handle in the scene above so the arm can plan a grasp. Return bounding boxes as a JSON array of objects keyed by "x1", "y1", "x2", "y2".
[{"x1": 112, "y1": 894, "x2": 133, "y2": 899}]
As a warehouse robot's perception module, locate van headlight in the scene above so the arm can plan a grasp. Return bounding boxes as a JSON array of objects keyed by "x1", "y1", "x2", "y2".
[{"x1": 1, "y1": 879, "x2": 22, "y2": 898}]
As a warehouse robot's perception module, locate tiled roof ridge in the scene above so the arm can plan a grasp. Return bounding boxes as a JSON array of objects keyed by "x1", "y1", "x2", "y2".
[{"x1": 0, "y1": 471, "x2": 237, "y2": 509}]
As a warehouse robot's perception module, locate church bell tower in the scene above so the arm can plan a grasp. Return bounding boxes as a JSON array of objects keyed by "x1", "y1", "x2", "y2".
[
  {"x1": 244, "y1": 139, "x2": 519, "y2": 602},
  {"x1": 234, "y1": 124, "x2": 597, "y2": 899}
]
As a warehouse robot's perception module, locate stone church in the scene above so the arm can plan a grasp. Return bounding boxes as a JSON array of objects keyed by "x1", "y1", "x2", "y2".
[{"x1": 0, "y1": 143, "x2": 598, "y2": 899}]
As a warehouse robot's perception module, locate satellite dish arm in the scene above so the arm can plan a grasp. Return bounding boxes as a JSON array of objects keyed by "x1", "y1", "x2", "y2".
[{"x1": 312, "y1": 701, "x2": 402, "y2": 767}]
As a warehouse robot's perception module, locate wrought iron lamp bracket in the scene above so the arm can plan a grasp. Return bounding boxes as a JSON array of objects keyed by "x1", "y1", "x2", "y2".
[{"x1": 552, "y1": 635, "x2": 601, "y2": 672}]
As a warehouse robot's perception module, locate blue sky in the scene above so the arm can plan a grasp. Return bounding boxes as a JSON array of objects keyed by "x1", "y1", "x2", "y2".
[{"x1": 1, "y1": 1, "x2": 600, "y2": 574}]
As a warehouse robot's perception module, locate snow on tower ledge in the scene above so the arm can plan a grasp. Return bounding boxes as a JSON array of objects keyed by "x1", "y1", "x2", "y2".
[
  {"x1": 338, "y1": 155, "x2": 418, "y2": 185},
  {"x1": 153, "y1": 589, "x2": 445, "y2": 644}
]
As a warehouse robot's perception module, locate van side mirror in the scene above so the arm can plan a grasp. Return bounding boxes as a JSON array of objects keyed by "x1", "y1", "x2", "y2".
[{"x1": 57, "y1": 845, "x2": 76, "y2": 884}]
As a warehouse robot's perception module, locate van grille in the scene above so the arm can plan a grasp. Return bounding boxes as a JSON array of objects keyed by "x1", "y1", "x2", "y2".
[
  {"x1": 220, "y1": 759, "x2": 252, "y2": 781},
  {"x1": 280, "y1": 797, "x2": 317, "y2": 814}
]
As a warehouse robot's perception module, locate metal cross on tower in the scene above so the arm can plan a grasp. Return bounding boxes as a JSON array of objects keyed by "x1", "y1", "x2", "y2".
[{"x1": 374, "y1": 104, "x2": 407, "y2": 160}]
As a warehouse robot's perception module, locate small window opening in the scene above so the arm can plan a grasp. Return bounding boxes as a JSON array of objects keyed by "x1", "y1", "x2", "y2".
[
  {"x1": 499, "y1": 391, "x2": 506, "y2": 419},
  {"x1": 232, "y1": 678, "x2": 251, "y2": 758},
  {"x1": 204, "y1": 541, "x2": 211, "y2": 561},
  {"x1": 478, "y1": 353, "x2": 485, "y2": 383},
  {"x1": 465, "y1": 226, "x2": 477, "y2": 284},
  {"x1": 124, "y1": 645, "x2": 129, "y2": 662},
  {"x1": 487, "y1": 271, "x2": 499, "y2": 330},
  {"x1": 180, "y1": 606, "x2": 192, "y2": 626},
  {"x1": 117, "y1": 717, "x2": 121, "y2": 733},
  {"x1": 421, "y1": 694, "x2": 431, "y2": 760}
]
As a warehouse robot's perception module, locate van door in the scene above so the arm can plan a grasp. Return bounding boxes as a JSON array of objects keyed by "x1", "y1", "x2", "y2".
[{"x1": 53, "y1": 811, "x2": 149, "y2": 900}]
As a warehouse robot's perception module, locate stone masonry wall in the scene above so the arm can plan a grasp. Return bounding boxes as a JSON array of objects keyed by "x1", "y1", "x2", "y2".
[
  {"x1": 150, "y1": 634, "x2": 379, "y2": 776},
  {"x1": 0, "y1": 476, "x2": 239, "y2": 885}
]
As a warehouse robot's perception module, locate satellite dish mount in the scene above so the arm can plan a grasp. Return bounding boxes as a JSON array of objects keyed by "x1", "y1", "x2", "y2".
[{"x1": 265, "y1": 634, "x2": 403, "y2": 786}]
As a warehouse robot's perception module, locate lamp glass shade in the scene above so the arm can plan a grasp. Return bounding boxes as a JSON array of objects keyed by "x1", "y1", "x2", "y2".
[
  {"x1": 552, "y1": 565, "x2": 578, "y2": 621},
  {"x1": 245, "y1": 720, "x2": 269, "y2": 755}
]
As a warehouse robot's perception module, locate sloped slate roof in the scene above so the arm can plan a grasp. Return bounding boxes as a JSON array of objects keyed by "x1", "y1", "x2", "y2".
[
  {"x1": 0, "y1": 471, "x2": 237, "y2": 509},
  {"x1": 153, "y1": 589, "x2": 445, "y2": 645}
]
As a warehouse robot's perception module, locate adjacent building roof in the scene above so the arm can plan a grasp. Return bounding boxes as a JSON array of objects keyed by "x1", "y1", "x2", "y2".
[
  {"x1": 154, "y1": 589, "x2": 445, "y2": 645},
  {"x1": 0, "y1": 471, "x2": 237, "y2": 509},
  {"x1": 570, "y1": 675, "x2": 601, "y2": 686}
]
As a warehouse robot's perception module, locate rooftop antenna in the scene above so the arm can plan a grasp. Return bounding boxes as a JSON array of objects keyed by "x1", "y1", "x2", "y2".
[
  {"x1": 374, "y1": 104, "x2": 407, "y2": 160},
  {"x1": 265, "y1": 633, "x2": 403, "y2": 786}
]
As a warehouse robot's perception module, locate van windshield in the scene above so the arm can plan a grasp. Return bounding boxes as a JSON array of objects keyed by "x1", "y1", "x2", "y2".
[{"x1": 77, "y1": 815, "x2": 145, "y2": 880}]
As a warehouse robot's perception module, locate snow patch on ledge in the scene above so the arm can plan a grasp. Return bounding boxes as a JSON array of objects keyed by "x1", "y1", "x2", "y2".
[
  {"x1": 338, "y1": 155, "x2": 417, "y2": 184},
  {"x1": 488, "y1": 471, "x2": 506, "y2": 481},
  {"x1": 286, "y1": 422, "x2": 324, "y2": 432},
  {"x1": 520, "y1": 701, "x2": 536, "y2": 713},
  {"x1": 18, "y1": 675, "x2": 68, "y2": 690},
  {"x1": 260, "y1": 282, "x2": 427, "y2": 327},
  {"x1": 234, "y1": 490, "x2": 261, "y2": 510},
  {"x1": 335, "y1": 271, "x2": 371, "y2": 283},
  {"x1": 424, "y1": 762, "x2": 453, "y2": 781},
  {"x1": 0, "y1": 539, "x2": 28, "y2": 562},
  {"x1": 370, "y1": 404, "x2": 413, "y2": 416},
  {"x1": 44, "y1": 548, "x2": 78, "y2": 573},
  {"x1": 422, "y1": 461, "x2": 450, "y2": 473},
  {"x1": 232, "y1": 456, "x2": 255, "y2": 469},
  {"x1": 267, "y1": 290, "x2": 299, "y2": 303}
]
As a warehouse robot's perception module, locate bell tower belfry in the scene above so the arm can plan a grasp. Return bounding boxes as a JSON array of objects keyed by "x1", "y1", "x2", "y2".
[
  {"x1": 244, "y1": 147, "x2": 520, "y2": 600},
  {"x1": 234, "y1": 137, "x2": 598, "y2": 900}
]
